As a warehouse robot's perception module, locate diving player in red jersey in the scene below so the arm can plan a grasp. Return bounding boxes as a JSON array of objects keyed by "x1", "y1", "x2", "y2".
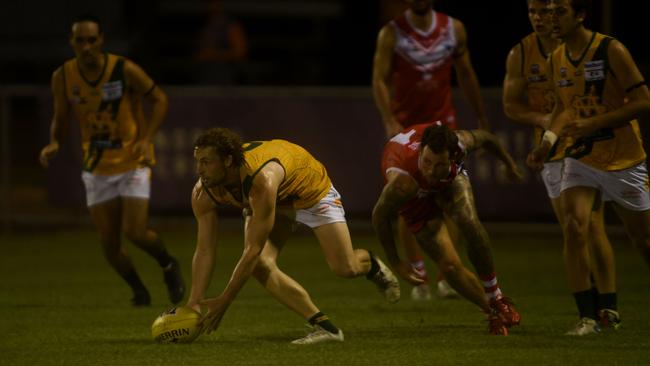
[
  {"x1": 372, "y1": 0, "x2": 491, "y2": 300},
  {"x1": 373, "y1": 123, "x2": 522, "y2": 335}
]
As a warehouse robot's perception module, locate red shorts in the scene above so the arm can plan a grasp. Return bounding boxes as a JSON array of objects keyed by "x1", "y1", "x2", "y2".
[{"x1": 399, "y1": 196, "x2": 442, "y2": 233}]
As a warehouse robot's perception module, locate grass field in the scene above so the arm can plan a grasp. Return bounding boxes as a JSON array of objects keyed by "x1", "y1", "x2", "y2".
[{"x1": 1, "y1": 222, "x2": 649, "y2": 365}]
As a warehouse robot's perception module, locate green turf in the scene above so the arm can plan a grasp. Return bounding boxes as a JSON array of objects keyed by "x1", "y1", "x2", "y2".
[{"x1": 1, "y1": 224, "x2": 649, "y2": 365}]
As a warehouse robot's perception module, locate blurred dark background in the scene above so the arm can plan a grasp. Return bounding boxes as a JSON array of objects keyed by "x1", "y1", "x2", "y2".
[{"x1": 1, "y1": 0, "x2": 647, "y2": 86}]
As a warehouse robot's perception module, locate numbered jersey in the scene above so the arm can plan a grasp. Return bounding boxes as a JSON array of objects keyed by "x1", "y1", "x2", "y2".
[
  {"x1": 62, "y1": 53, "x2": 149, "y2": 175},
  {"x1": 204, "y1": 140, "x2": 332, "y2": 210},
  {"x1": 390, "y1": 10, "x2": 458, "y2": 129},
  {"x1": 550, "y1": 32, "x2": 646, "y2": 170},
  {"x1": 518, "y1": 33, "x2": 559, "y2": 154}
]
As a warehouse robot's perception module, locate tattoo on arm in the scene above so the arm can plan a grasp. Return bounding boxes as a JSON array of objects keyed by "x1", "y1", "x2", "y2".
[{"x1": 372, "y1": 175, "x2": 417, "y2": 263}]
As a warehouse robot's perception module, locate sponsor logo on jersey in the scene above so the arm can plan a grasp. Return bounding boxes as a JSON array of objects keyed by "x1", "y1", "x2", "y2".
[
  {"x1": 584, "y1": 60, "x2": 605, "y2": 81},
  {"x1": 101, "y1": 81, "x2": 123, "y2": 101},
  {"x1": 556, "y1": 79, "x2": 574, "y2": 87}
]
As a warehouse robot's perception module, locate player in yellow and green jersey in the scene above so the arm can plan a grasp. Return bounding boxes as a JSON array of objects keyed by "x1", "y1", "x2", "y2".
[
  {"x1": 39, "y1": 15, "x2": 184, "y2": 307},
  {"x1": 187, "y1": 127, "x2": 400, "y2": 345}
]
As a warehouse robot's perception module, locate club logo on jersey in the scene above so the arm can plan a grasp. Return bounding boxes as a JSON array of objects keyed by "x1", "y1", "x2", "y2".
[
  {"x1": 571, "y1": 89, "x2": 608, "y2": 118},
  {"x1": 584, "y1": 60, "x2": 605, "y2": 81},
  {"x1": 560, "y1": 67, "x2": 567, "y2": 78},
  {"x1": 101, "y1": 80, "x2": 123, "y2": 101}
]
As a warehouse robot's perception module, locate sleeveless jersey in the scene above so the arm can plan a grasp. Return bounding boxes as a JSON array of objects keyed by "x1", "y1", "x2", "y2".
[
  {"x1": 201, "y1": 140, "x2": 331, "y2": 210},
  {"x1": 550, "y1": 32, "x2": 646, "y2": 170},
  {"x1": 381, "y1": 123, "x2": 466, "y2": 232},
  {"x1": 62, "y1": 53, "x2": 150, "y2": 175},
  {"x1": 390, "y1": 10, "x2": 458, "y2": 129}
]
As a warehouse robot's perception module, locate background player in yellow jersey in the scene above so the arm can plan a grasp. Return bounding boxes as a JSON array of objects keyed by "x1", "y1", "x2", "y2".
[
  {"x1": 189, "y1": 128, "x2": 400, "y2": 345},
  {"x1": 38, "y1": 15, "x2": 185, "y2": 306},
  {"x1": 503, "y1": 0, "x2": 617, "y2": 333},
  {"x1": 529, "y1": 0, "x2": 650, "y2": 335}
]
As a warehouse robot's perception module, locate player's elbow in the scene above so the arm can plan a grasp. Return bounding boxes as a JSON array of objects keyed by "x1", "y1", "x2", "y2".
[{"x1": 502, "y1": 100, "x2": 519, "y2": 120}]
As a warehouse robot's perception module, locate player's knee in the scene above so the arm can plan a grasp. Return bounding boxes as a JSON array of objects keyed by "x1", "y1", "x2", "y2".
[
  {"x1": 564, "y1": 215, "x2": 589, "y2": 241},
  {"x1": 252, "y1": 257, "x2": 276, "y2": 283},
  {"x1": 437, "y1": 260, "x2": 459, "y2": 277}
]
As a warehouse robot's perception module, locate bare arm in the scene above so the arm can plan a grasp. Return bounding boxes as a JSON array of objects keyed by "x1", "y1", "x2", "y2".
[
  {"x1": 503, "y1": 44, "x2": 550, "y2": 128},
  {"x1": 562, "y1": 40, "x2": 650, "y2": 137},
  {"x1": 372, "y1": 172, "x2": 418, "y2": 265},
  {"x1": 199, "y1": 164, "x2": 281, "y2": 334},
  {"x1": 124, "y1": 60, "x2": 168, "y2": 163},
  {"x1": 458, "y1": 130, "x2": 522, "y2": 180},
  {"x1": 527, "y1": 57, "x2": 565, "y2": 170},
  {"x1": 187, "y1": 183, "x2": 219, "y2": 310},
  {"x1": 372, "y1": 172, "x2": 426, "y2": 284},
  {"x1": 39, "y1": 67, "x2": 70, "y2": 167},
  {"x1": 220, "y1": 165, "x2": 279, "y2": 301},
  {"x1": 452, "y1": 19, "x2": 489, "y2": 130},
  {"x1": 372, "y1": 25, "x2": 402, "y2": 138}
]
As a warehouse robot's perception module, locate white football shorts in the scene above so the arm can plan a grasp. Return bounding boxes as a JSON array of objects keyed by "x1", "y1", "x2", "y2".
[
  {"x1": 560, "y1": 158, "x2": 650, "y2": 211},
  {"x1": 81, "y1": 167, "x2": 151, "y2": 207},
  {"x1": 540, "y1": 160, "x2": 563, "y2": 199},
  {"x1": 294, "y1": 185, "x2": 347, "y2": 228}
]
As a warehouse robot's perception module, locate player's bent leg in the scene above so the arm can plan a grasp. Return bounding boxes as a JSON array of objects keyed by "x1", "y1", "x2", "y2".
[
  {"x1": 313, "y1": 222, "x2": 400, "y2": 303},
  {"x1": 122, "y1": 196, "x2": 185, "y2": 304},
  {"x1": 416, "y1": 221, "x2": 507, "y2": 335},
  {"x1": 89, "y1": 198, "x2": 150, "y2": 306},
  {"x1": 313, "y1": 222, "x2": 367, "y2": 278},
  {"x1": 416, "y1": 223, "x2": 487, "y2": 312},
  {"x1": 252, "y1": 242, "x2": 320, "y2": 318},
  {"x1": 252, "y1": 236, "x2": 342, "y2": 344}
]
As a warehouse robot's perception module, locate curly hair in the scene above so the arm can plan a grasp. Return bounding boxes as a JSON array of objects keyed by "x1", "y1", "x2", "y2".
[
  {"x1": 194, "y1": 127, "x2": 245, "y2": 167},
  {"x1": 420, "y1": 124, "x2": 459, "y2": 155}
]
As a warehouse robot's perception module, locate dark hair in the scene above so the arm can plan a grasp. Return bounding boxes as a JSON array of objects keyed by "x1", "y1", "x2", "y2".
[
  {"x1": 194, "y1": 127, "x2": 245, "y2": 167},
  {"x1": 569, "y1": 0, "x2": 591, "y2": 18},
  {"x1": 420, "y1": 124, "x2": 459, "y2": 154},
  {"x1": 71, "y1": 14, "x2": 103, "y2": 34}
]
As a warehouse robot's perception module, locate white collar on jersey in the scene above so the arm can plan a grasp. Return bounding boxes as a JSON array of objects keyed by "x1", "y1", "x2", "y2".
[{"x1": 406, "y1": 9, "x2": 437, "y2": 37}]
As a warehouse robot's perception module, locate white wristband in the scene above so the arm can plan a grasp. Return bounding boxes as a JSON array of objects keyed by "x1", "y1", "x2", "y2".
[{"x1": 542, "y1": 130, "x2": 558, "y2": 146}]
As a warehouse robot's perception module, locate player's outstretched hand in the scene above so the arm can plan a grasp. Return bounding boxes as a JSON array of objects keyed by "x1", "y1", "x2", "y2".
[
  {"x1": 393, "y1": 260, "x2": 426, "y2": 286},
  {"x1": 198, "y1": 295, "x2": 230, "y2": 335}
]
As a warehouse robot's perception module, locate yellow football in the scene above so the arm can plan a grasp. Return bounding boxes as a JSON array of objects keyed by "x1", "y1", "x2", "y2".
[{"x1": 151, "y1": 306, "x2": 201, "y2": 344}]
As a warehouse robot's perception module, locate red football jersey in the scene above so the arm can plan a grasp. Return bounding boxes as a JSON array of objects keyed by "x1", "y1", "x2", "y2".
[
  {"x1": 381, "y1": 123, "x2": 466, "y2": 232},
  {"x1": 390, "y1": 10, "x2": 458, "y2": 129}
]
